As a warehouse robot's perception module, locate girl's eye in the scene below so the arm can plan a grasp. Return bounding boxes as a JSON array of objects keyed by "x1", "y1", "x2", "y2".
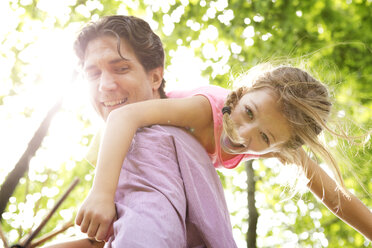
[
  {"x1": 261, "y1": 132, "x2": 270, "y2": 145},
  {"x1": 245, "y1": 107, "x2": 254, "y2": 119}
]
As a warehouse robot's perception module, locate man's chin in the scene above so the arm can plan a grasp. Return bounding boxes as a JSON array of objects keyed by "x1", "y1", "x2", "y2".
[{"x1": 97, "y1": 109, "x2": 110, "y2": 121}]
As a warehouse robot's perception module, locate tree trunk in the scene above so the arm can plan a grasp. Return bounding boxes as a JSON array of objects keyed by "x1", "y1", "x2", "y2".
[
  {"x1": 246, "y1": 160, "x2": 258, "y2": 248},
  {"x1": 0, "y1": 99, "x2": 63, "y2": 220}
]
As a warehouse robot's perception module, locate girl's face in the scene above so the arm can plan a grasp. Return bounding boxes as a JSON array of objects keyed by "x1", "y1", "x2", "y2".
[{"x1": 221, "y1": 88, "x2": 291, "y2": 155}]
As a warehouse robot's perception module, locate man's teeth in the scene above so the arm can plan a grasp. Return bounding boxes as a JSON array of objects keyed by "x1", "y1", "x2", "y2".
[{"x1": 103, "y1": 98, "x2": 126, "y2": 107}]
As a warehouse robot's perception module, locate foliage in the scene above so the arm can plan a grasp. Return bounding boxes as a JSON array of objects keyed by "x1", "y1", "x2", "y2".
[{"x1": 1, "y1": 0, "x2": 371, "y2": 247}]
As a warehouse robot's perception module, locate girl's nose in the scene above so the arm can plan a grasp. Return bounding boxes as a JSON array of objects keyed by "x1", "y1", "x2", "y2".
[{"x1": 238, "y1": 123, "x2": 257, "y2": 140}]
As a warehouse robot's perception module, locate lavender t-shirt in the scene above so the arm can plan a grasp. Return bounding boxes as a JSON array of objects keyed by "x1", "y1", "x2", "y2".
[{"x1": 105, "y1": 125, "x2": 237, "y2": 248}]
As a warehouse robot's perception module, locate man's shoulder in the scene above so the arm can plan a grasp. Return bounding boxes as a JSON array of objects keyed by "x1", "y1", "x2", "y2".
[
  {"x1": 132, "y1": 125, "x2": 206, "y2": 156},
  {"x1": 129, "y1": 125, "x2": 212, "y2": 168},
  {"x1": 134, "y1": 125, "x2": 198, "y2": 145}
]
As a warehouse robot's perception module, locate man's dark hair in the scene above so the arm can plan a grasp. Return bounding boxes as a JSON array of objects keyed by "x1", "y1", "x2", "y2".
[{"x1": 74, "y1": 15, "x2": 166, "y2": 98}]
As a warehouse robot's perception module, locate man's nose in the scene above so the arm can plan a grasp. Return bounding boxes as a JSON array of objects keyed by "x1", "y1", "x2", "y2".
[{"x1": 99, "y1": 71, "x2": 117, "y2": 91}]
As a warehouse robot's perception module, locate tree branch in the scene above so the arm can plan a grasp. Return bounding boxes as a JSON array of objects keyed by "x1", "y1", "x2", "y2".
[
  {"x1": 246, "y1": 160, "x2": 258, "y2": 248},
  {"x1": 0, "y1": 99, "x2": 63, "y2": 220}
]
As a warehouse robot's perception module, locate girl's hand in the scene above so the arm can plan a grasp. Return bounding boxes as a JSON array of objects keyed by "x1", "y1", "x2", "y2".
[{"x1": 75, "y1": 189, "x2": 116, "y2": 242}]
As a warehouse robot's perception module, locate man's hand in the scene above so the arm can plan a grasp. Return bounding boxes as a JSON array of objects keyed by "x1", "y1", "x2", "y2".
[{"x1": 75, "y1": 189, "x2": 116, "y2": 242}]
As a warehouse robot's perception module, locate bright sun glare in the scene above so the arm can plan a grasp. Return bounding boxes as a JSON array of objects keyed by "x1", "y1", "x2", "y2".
[{"x1": 0, "y1": 1, "x2": 209, "y2": 178}]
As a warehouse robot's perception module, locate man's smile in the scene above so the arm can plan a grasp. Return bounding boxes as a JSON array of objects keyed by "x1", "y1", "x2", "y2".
[{"x1": 102, "y1": 97, "x2": 128, "y2": 107}]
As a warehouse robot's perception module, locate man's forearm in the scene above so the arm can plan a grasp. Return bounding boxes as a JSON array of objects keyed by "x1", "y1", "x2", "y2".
[{"x1": 44, "y1": 237, "x2": 104, "y2": 248}]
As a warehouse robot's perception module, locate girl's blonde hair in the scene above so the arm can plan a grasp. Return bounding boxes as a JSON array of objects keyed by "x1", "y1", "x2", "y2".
[{"x1": 223, "y1": 64, "x2": 346, "y2": 190}]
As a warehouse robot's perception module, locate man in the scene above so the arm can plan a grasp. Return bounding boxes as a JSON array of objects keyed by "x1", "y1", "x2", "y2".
[{"x1": 46, "y1": 15, "x2": 237, "y2": 247}]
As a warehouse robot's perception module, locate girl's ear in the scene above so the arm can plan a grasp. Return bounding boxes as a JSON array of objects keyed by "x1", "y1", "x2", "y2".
[{"x1": 150, "y1": 67, "x2": 164, "y2": 92}]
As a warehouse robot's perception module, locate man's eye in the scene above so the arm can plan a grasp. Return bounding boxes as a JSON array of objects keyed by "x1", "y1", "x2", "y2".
[
  {"x1": 86, "y1": 71, "x2": 100, "y2": 80},
  {"x1": 116, "y1": 67, "x2": 128, "y2": 73},
  {"x1": 261, "y1": 132, "x2": 270, "y2": 145},
  {"x1": 245, "y1": 107, "x2": 254, "y2": 119}
]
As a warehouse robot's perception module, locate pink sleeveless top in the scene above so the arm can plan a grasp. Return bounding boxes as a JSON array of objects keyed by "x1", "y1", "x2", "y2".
[{"x1": 167, "y1": 85, "x2": 259, "y2": 169}]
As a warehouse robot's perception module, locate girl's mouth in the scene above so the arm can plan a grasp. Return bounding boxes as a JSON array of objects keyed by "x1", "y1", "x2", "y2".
[{"x1": 221, "y1": 133, "x2": 245, "y2": 153}]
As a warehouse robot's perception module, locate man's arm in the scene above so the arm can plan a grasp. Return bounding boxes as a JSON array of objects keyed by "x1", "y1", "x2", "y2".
[
  {"x1": 44, "y1": 238, "x2": 104, "y2": 248},
  {"x1": 103, "y1": 125, "x2": 189, "y2": 247}
]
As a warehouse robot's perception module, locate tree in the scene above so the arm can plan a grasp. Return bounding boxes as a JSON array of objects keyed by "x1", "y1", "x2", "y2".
[
  {"x1": 0, "y1": 99, "x2": 62, "y2": 219},
  {"x1": 246, "y1": 160, "x2": 258, "y2": 248}
]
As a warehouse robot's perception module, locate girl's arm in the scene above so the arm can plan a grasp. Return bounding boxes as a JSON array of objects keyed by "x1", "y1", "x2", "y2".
[
  {"x1": 76, "y1": 96, "x2": 213, "y2": 241},
  {"x1": 299, "y1": 148, "x2": 372, "y2": 240}
]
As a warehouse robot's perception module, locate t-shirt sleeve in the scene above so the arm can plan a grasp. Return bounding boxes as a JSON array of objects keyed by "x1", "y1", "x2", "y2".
[
  {"x1": 168, "y1": 85, "x2": 260, "y2": 169},
  {"x1": 167, "y1": 85, "x2": 228, "y2": 132}
]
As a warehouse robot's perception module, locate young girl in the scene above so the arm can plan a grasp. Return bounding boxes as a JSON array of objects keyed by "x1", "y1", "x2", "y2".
[{"x1": 76, "y1": 64, "x2": 372, "y2": 242}]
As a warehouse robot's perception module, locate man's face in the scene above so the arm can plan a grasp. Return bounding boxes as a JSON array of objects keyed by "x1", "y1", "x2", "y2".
[{"x1": 83, "y1": 36, "x2": 162, "y2": 120}]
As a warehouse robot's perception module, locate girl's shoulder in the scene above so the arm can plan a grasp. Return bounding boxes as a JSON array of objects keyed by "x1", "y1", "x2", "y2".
[
  {"x1": 167, "y1": 85, "x2": 229, "y2": 99},
  {"x1": 167, "y1": 85, "x2": 228, "y2": 124}
]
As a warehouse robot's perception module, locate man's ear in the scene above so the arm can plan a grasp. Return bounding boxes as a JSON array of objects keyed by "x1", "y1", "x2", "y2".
[{"x1": 150, "y1": 67, "x2": 164, "y2": 92}]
